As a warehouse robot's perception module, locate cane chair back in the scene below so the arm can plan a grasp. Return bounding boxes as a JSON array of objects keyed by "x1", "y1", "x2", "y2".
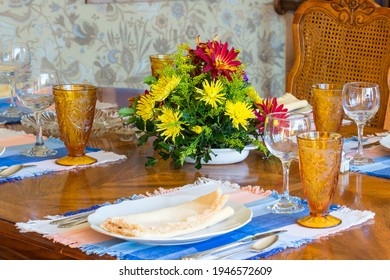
[{"x1": 286, "y1": 0, "x2": 390, "y2": 128}]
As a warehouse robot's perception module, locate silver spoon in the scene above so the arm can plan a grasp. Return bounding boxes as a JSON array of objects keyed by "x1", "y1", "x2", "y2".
[
  {"x1": 0, "y1": 164, "x2": 37, "y2": 177},
  {"x1": 216, "y1": 234, "x2": 279, "y2": 260}
]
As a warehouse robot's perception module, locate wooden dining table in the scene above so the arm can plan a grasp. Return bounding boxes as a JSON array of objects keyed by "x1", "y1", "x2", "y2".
[{"x1": 0, "y1": 87, "x2": 389, "y2": 260}]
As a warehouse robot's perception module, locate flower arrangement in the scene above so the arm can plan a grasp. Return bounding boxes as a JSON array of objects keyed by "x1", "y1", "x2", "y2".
[{"x1": 119, "y1": 36, "x2": 287, "y2": 169}]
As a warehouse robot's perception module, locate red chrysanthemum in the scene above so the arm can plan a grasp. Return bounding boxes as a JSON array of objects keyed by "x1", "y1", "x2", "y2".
[
  {"x1": 254, "y1": 97, "x2": 288, "y2": 133},
  {"x1": 194, "y1": 38, "x2": 242, "y2": 81}
]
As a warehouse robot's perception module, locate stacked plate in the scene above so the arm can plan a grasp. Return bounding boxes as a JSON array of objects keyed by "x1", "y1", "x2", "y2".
[
  {"x1": 21, "y1": 108, "x2": 123, "y2": 138},
  {"x1": 379, "y1": 135, "x2": 390, "y2": 151},
  {"x1": 88, "y1": 195, "x2": 252, "y2": 245}
]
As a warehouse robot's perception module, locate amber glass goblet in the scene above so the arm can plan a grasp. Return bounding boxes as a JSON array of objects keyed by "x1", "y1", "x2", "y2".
[
  {"x1": 53, "y1": 84, "x2": 97, "y2": 166},
  {"x1": 312, "y1": 83, "x2": 343, "y2": 132},
  {"x1": 149, "y1": 54, "x2": 174, "y2": 77},
  {"x1": 296, "y1": 131, "x2": 343, "y2": 228}
]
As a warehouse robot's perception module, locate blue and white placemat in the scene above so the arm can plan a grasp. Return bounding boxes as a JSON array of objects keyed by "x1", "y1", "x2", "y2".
[
  {"x1": 343, "y1": 136, "x2": 390, "y2": 179},
  {"x1": 16, "y1": 179, "x2": 375, "y2": 260},
  {"x1": 0, "y1": 98, "x2": 32, "y2": 124},
  {"x1": 0, "y1": 128, "x2": 127, "y2": 184}
]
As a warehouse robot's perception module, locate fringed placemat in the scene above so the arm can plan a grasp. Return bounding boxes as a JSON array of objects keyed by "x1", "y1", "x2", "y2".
[
  {"x1": 16, "y1": 178, "x2": 375, "y2": 260},
  {"x1": 0, "y1": 128, "x2": 126, "y2": 184}
]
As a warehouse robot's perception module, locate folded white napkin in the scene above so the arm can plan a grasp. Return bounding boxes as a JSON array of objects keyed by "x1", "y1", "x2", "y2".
[
  {"x1": 101, "y1": 188, "x2": 234, "y2": 238},
  {"x1": 277, "y1": 93, "x2": 308, "y2": 112}
]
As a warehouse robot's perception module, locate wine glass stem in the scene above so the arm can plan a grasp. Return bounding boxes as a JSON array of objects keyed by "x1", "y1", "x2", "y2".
[
  {"x1": 356, "y1": 123, "x2": 365, "y2": 157},
  {"x1": 9, "y1": 77, "x2": 18, "y2": 109},
  {"x1": 35, "y1": 111, "x2": 44, "y2": 147},
  {"x1": 280, "y1": 160, "x2": 292, "y2": 203}
]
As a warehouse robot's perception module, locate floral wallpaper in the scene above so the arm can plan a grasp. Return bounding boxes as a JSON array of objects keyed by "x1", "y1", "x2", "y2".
[{"x1": 0, "y1": 0, "x2": 286, "y2": 97}]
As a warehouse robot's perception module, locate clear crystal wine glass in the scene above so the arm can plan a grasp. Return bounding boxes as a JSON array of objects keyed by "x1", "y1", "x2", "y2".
[
  {"x1": 264, "y1": 112, "x2": 311, "y2": 214},
  {"x1": 15, "y1": 68, "x2": 59, "y2": 157},
  {"x1": 0, "y1": 41, "x2": 31, "y2": 118},
  {"x1": 342, "y1": 82, "x2": 380, "y2": 165}
]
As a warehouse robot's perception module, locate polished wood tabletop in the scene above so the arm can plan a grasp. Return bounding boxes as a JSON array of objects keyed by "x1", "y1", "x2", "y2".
[{"x1": 0, "y1": 88, "x2": 389, "y2": 260}]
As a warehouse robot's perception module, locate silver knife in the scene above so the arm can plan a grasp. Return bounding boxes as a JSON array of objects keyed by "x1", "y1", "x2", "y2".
[{"x1": 180, "y1": 230, "x2": 287, "y2": 260}]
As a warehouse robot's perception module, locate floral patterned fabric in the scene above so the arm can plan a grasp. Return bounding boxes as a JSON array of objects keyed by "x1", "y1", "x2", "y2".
[{"x1": 0, "y1": 0, "x2": 285, "y2": 97}]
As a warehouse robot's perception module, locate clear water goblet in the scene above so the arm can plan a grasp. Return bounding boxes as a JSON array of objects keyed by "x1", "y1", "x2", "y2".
[
  {"x1": 15, "y1": 68, "x2": 59, "y2": 157},
  {"x1": 0, "y1": 41, "x2": 31, "y2": 118},
  {"x1": 264, "y1": 112, "x2": 311, "y2": 214},
  {"x1": 342, "y1": 82, "x2": 380, "y2": 165}
]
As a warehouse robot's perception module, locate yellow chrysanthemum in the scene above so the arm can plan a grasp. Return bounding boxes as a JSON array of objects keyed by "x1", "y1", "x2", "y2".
[
  {"x1": 196, "y1": 79, "x2": 225, "y2": 108},
  {"x1": 246, "y1": 86, "x2": 262, "y2": 103},
  {"x1": 225, "y1": 100, "x2": 254, "y2": 130},
  {"x1": 191, "y1": 125, "x2": 203, "y2": 134},
  {"x1": 136, "y1": 93, "x2": 155, "y2": 121},
  {"x1": 151, "y1": 75, "x2": 181, "y2": 102},
  {"x1": 156, "y1": 107, "x2": 184, "y2": 142}
]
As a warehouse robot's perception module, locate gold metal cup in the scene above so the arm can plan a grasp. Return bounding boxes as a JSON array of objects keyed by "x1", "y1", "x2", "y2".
[
  {"x1": 149, "y1": 54, "x2": 174, "y2": 77},
  {"x1": 53, "y1": 84, "x2": 97, "y2": 166},
  {"x1": 296, "y1": 131, "x2": 343, "y2": 228},
  {"x1": 312, "y1": 83, "x2": 343, "y2": 132}
]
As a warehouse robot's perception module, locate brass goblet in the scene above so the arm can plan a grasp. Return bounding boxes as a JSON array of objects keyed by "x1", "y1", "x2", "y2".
[{"x1": 53, "y1": 84, "x2": 97, "y2": 166}]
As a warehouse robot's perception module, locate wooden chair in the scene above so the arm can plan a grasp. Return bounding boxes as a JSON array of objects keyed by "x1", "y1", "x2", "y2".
[{"x1": 286, "y1": 0, "x2": 390, "y2": 129}]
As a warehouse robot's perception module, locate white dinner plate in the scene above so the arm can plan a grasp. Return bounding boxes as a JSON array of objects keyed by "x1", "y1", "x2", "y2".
[
  {"x1": 291, "y1": 104, "x2": 312, "y2": 114},
  {"x1": 0, "y1": 145, "x2": 5, "y2": 156},
  {"x1": 379, "y1": 135, "x2": 390, "y2": 151},
  {"x1": 88, "y1": 195, "x2": 252, "y2": 246}
]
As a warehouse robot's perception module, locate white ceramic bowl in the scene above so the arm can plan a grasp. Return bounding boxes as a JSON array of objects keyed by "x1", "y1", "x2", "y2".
[{"x1": 185, "y1": 145, "x2": 256, "y2": 165}]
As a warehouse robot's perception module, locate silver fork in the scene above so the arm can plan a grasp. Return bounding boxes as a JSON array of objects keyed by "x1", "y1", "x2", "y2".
[
  {"x1": 56, "y1": 218, "x2": 89, "y2": 228},
  {"x1": 49, "y1": 210, "x2": 95, "y2": 228}
]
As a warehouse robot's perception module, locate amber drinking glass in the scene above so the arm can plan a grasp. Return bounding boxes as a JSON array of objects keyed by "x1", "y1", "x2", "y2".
[
  {"x1": 53, "y1": 84, "x2": 97, "y2": 166},
  {"x1": 149, "y1": 54, "x2": 174, "y2": 77},
  {"x1": 312, "y1": 83, "x2": 343, "y2": 132},
  {"x1": 296, "y1": 131, "x2": 343, "y2": 228}
]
